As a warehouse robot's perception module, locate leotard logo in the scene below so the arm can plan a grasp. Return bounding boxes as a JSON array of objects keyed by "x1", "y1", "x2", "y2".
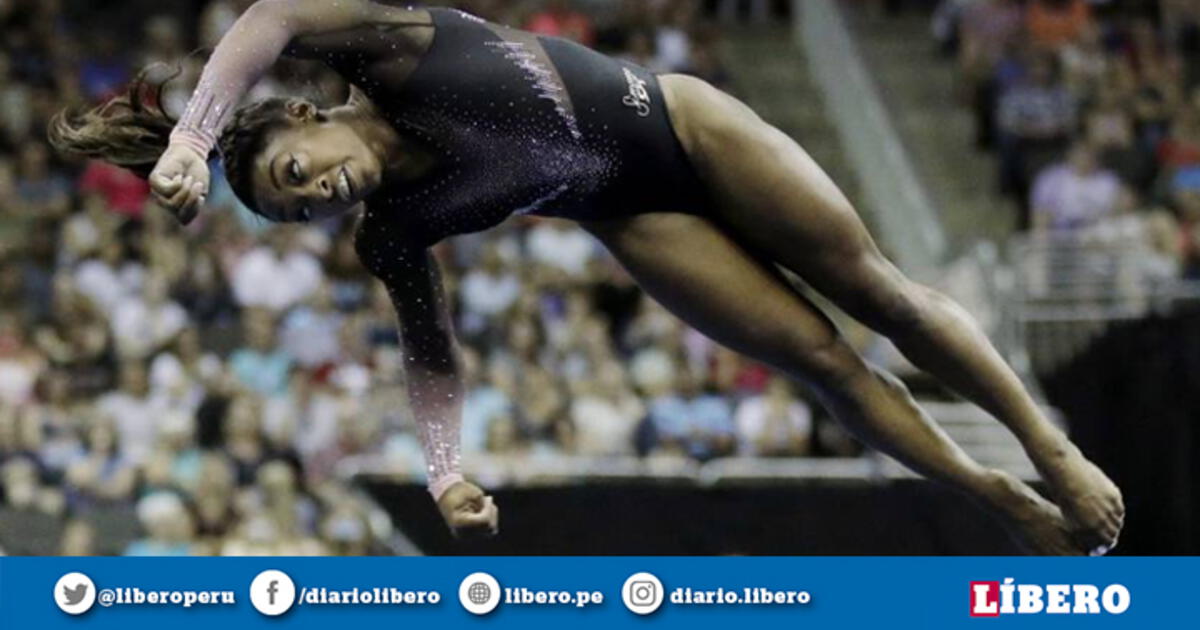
[{"x1": 622, "y1": 68, "x2": 651, "y2": 118}]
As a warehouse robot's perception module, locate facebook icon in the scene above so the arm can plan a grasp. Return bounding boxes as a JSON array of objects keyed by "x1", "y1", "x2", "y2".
[{"x1": 250, "y1": 570, "x2": 295, "y2": 616}]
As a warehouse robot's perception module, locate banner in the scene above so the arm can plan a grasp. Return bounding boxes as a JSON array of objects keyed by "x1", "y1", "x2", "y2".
[{"x1": 1, "y1": 557, "x2": 1192, "y2": 628}]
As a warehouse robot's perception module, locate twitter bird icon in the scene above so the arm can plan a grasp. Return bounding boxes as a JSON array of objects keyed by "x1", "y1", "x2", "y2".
[
  {"x1": 54, "y1": 572, "x2": 96, "y2": 614},
  {"x1": 63, "y1": 582, "x2": 88, "y2": 605}
]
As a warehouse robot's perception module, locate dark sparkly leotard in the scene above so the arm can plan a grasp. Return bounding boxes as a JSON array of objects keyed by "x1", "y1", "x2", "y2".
[
  {"x1": 333, "y1": 8, "x2": 708, "y2": 252},
  {"x1": 168, "y1": 5, "x2": 709, "y2": 499}
]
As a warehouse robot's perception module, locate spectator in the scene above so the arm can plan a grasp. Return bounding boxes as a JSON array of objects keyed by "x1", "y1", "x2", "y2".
[
  {"x1": 64, "y1": 413, "x2": 137, "y2": 506},
  {"x1": 568, "y1": 361, "x2": 644, "y2": 456},
  {"x1": 647, "y1": 367, "x2": 735, "y2": 461},
  {"x1": 124, "y1": 491, "x2": 195, "y2": 556},
  {"x1": 998, "y1": 53, "x2": 1078, "y2": 225},
  {"x1": 525, "y1": 220, "x2": 598, "y2": 278},
  {"x1": 524, "y1": 0, "x2": 596, "y2": 46},
  {"x1": 458, "y1": 243, "x2": 521, "y2": 336},
  {"x1": 229, "y1": 308, "x2": 292, "y2": 396},
  {"x1": 73, "y1": 237, "x2": 143, "y2": 317},
  {"x1": 0, "y1": 312, "x2": 46, "y2": 405},
  {"x1": 1031, "y1": 143, "x2": 1122, "y2": 233},
  {"x1": 735, "y1": 376, "x2": 812, "y2": 457},
  {"x1": 279, "y1": 282, "x2": 343, "y2": 369},
  {"x1": 59, "y1": 519, "x2": 97, "y2": 556},
  {"x1": 1171, "y1": 166, "x2": 1200, "y2": 277},
  {"x1": 77, "y1": 160, "x2": 150, "y2": 219},
  {"x1": 96, "y1": 360, "x2": 170, "y2": 462},
  {"x1": 230, "y1": 228, "x2": 322, "y2": 312},
  {"x1": 1026, "y1": 0, "x2": 1091, "y2": 51},
  {"x1": 110, "y1": 272, "x2": 188, "y2": 360}
]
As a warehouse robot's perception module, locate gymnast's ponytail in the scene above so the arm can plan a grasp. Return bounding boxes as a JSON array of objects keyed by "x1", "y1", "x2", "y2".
[{"x1": 48, "y1": 66, "x2": 193, "y2": 179}]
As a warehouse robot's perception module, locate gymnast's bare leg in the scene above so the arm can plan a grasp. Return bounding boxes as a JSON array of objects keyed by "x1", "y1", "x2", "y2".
[
  {"x1": 589, "y1": 75, "x2": 1122, "y2": 554},
  {"x1": 582, "y1": 211, "x2": 1077, "y2": 554}
]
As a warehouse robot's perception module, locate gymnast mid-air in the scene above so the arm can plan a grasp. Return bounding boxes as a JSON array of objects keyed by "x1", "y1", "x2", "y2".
[{"x1": 50, "y1": 0, "x2": 1122, "y2": 554}]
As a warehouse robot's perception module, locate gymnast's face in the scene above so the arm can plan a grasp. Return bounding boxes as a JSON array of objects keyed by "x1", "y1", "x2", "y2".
[{"x1": 251, "y1": 102, "x2": 385, "y2": 223}]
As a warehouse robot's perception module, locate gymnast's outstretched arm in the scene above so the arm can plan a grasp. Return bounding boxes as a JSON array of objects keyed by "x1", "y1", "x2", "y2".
[
  {"x1": 150, "y1": 0, "x2": 424, "y2": 221},
  {"x1": 366, "y1": 236, "x2": 499, "y2": 538}
]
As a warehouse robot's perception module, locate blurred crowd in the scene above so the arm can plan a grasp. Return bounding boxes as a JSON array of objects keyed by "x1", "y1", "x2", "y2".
[
  {"x1": 935, "y1": 0, "x2": 1200, "y2": 281},
  {"x1": 0, "y1": 0, "x2": 857, "y2": 556}
]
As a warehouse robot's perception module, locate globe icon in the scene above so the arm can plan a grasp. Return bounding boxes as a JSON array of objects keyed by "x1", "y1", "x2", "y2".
[{"x1": 467, "y1": 582, "x2": 491, "y2": 605}]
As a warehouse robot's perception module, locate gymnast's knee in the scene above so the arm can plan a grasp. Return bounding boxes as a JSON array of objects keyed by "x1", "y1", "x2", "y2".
[
  {"x1": 864, "y1": 280, "x2": 942, "y2": 342},
  {"x1": 789, "y1": 337, "x2": 871, "y2": 394}
]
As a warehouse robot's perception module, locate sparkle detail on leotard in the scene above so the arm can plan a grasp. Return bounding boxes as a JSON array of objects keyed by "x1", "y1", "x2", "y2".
[{"x1": 485, "y1": 41, "x2": 583, "y2": 140}]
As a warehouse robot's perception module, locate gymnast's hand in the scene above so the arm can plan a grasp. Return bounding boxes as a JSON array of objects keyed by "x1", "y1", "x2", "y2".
[
  {"x1": 437, "y1": 481, "x2": 499, "y2": 540},
  {"x1": 149, "y1": 144, "x2": 211, "y2": 225}
]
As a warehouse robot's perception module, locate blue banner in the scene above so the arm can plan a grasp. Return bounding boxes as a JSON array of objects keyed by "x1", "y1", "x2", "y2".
[{"x1": 1, "y1": 557, "x2": 1193, "y2": 628}]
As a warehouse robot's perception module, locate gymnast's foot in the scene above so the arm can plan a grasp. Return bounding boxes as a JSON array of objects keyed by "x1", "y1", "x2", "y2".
[
  {"x1": 985, "y1": 469, "x2": 1081, "y2": 556},
  {"x1": 1031, "y1": 440, "x2": 1124, "y2": 555}
]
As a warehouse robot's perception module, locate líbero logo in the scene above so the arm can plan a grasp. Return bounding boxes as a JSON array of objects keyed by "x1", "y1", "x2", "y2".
[{"x1": 970, "y1": 579, "x2": 1130, "y2": 616}]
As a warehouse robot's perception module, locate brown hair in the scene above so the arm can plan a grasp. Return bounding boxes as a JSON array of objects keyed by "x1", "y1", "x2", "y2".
[{"x1": 48, "y1": 66, "x2": 293, "y2": 215}]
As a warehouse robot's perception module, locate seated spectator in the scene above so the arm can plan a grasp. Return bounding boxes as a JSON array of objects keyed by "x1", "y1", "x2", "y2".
[
  {"x1": 526, "y1": 220, "x2": 599, "y2": 278},
  {"x1": 459, "y1": 243, "x2": 521, "y2": 337},
  {"x1": 513, "y1": 363, "x2": 567, "y2": 445},
  {"x1": 27, "y1": 370, "x2": 85, "y2": 475},
  {"x1": 1031, "y1": 143, "x2": 1122, "y2": 233},
  {"x1": 64, "y1": 413, "x2": 136, "y2": 507},
  {"x1": 191, "y1": 453, "x2": 238, "y2": 543},
  {"x1": 998, "y1": 52, "x2": 1078, "y2": 224},
  {"x1": 1026, "y1": 0, "x2": 1092, "y2": 51},
  {"x1": 222, "y1": 394, "x2": 272, "y2": 486},
  {"x1": 1085, "y1": 87, "x2": 1156, "y2": 192},
  {"x1": 568, "y1": 361, "x2": 644, "y2": 456},
  {"x1": 60, "y1": 193, "x2": 121, "y2": 265},
  {"x1": 77, "y1": 160, "x2": 150, "y2": 219},
  {"x1": 0, "y1": 311, "x2": 46, "y2": 405},
  {"x1": 484, "y1": 412, "x2": 531, "y2": 455},
  {"x1": 2, "y1": 456, "x2": 62, "y2": 515},
  {"x1": 59, "y1": 519, "x2": 97, "y2": 556},
  {"x1": 524, "y1": 0, "x2": 596, "y2": 46},
  {"x1": 1086, "y1": 189, "x2": 1182, "y2": 284},
  {"x1": 229, "y1": 308, "x2": 293, "y2": 396},
  {"x1": 141, "y1": 409, "x2": 202, "y2": 493},
  {"x1": 124, "y1": 492, "x2": 195, "y2": 556},
  {"x1": 172, "y1": 248, "x2": 238, "y2": 328},
  {"x1": 95, "y1": 360, "x2": 163, "y2": 463},
  {"x1": 619, "y1": 29, "x2": 666, "y2": 73},
  {"x1": 32, "y1": 277, "x2": 113, "y2": 397},
  {"x1": 654, "y1": 1, "x2": 697, "y2": 73},
  {"x1": 14, "y1": 143, "x2": 72, "y2": 217},
  {"x1": 735, "y1": 376, "x2": 813, "y2": 457},
  {"x1": 1157, "y1": 107, "x2": 1200, "y2": 170},
  {"x1": 647, "y1": 367, "x2": 735, "y2": 461},
  {"x1": 73, "y1": 238, "x2": 144, "y2": 317},
  {"x1": 230, "y1": 227, "x2": 322, "y2": 313},
  {"x1": 279, "y1": 282, "x2": 343, "y2": 369},
  {"x1": 1171, "y1": 166, "x2": 1200, "y2": 278},
  {"x1": 462, "y1": 358, "x2": 517, "y2": 453},
  {"x1": 110, "y1": 272, "x2": 188, "y2": 360},
  {"x1": 150, "y1": 327, "x2": 222, "y2": 413}
]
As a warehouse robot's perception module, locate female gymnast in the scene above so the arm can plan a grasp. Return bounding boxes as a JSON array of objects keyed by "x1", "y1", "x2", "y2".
[{"x1": 50, "y1": 0, "x2": 1122, "y2": 555}]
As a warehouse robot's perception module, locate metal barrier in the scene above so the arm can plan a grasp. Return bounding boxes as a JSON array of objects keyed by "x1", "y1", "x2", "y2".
[{"x1": 1007, "y1": 231, "x2": 1200, "y2": 374}]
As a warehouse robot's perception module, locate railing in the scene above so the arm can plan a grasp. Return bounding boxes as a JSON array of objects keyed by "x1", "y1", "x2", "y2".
[{"x1": 1006, "y1": 231, "x2": 1200, "y2": 373}]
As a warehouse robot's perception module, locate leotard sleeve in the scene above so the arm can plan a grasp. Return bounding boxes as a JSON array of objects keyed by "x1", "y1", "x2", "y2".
[
  {"x1": 169, "y1": 0, "x2": 420, "y2": 157},
  {"x1": 360, "y1": 232, "x2": 465, "y2": 500},
  {"x1": 168, "y1": 2, "x2": 295, "y2": 157}
]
